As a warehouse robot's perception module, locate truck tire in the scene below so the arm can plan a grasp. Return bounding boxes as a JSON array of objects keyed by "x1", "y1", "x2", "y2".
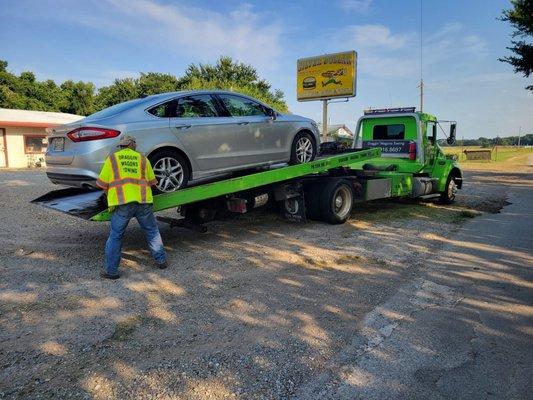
[
  {"x1": 319, "y1": 179, "x2": 354, "y2": 224},
  {"x1": 440, "y1": 174, "x2": 458, "y2": 204},
  {"x1": 289, "y1": 132, "x2": 317, "y2": 164},
  {"x1": 148, "y1": 150, "x2": 190, "y2": 194}
]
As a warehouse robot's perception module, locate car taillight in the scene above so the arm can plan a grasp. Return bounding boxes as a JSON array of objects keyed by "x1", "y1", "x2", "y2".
[
  {"x1": 408, "y1": 142, "x2": 417, "y2": 160},
  {"x1": 67, "y1": 127, "x2": 121, "y2": 142}
]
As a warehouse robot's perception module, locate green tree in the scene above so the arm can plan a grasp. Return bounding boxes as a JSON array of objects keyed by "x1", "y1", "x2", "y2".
[
  {"x1": 138, "y1": 72, "x2": 179, "y2": 96},
  {"x1": 178, "y1": 56, "x2": 288, "y2": 112},
  {"x1": 0, "y1": 57, "x2": 288, "y2": 115},
  {"x1": 0, "y1": 60, "x2": 90, "y2": 113},
  {"x1": 499, "y1": 0, "x2": 533, "y2": 90},
  {"x1": 95, "y1": 78, "x2": 139, "y2": 110},
  {"x1": 60, "y1": 80, "x2": 96, "y2": 115}
]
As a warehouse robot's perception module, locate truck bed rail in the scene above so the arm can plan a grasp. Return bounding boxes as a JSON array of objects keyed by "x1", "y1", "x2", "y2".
[{"x1": 32, "y1": 148, "x2": 381, "y2": 222}]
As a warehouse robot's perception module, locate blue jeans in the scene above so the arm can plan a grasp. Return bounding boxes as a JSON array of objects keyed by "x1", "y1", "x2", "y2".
[{"x1": 105, "y1": 203, "x2": 167, "y2": 275}]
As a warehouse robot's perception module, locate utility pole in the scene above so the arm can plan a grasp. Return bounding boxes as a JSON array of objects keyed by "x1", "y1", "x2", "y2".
[
  {"x1": 322, "y1": 99, "x2": 329, "y2": 142},
  {"x1": 518, "y1": 126, "x2": 521, "y2": 147}
]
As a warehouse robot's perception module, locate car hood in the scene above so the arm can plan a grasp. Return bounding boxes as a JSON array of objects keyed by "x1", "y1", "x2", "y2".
[{"x1": 277, "y1": 113, "x2": 315, "y2": 123}]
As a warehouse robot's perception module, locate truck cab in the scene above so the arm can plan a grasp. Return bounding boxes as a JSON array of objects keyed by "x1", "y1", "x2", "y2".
[{"x1": 353, "y1": 107, "x2": 462, "y2": 202}]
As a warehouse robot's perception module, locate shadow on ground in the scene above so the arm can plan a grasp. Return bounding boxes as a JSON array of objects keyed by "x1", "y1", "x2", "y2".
[{"x1": 0, "y1": 168, "x2": 530, "y2": 399}]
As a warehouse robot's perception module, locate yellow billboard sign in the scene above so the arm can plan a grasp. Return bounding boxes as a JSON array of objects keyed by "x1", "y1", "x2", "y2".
[{"x1": 297, "y1": 51, "x2": 357, "y2": 101}]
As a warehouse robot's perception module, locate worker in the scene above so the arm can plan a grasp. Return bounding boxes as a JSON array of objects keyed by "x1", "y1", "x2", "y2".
[{"x1": 96, "y1": 135, "x2": 168, "y2": 279}]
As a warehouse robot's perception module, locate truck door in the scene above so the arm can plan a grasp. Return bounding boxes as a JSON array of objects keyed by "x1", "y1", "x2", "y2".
[
  {"x1": 425, "y1": 121, "x2": 437, "y2": 166},
  {"x1": 216, "y1": 93, "x2": 286, "y2": 165}
]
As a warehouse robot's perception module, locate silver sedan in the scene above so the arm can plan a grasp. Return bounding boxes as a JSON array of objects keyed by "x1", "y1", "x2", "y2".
[{"x1": 45, "y1": 90, "x2": 320, "y2": 193}]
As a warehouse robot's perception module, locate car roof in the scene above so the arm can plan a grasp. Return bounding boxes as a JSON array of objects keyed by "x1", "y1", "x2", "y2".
[{"x1": 143, "y1": 90, "x2": 261, "y2": 102}]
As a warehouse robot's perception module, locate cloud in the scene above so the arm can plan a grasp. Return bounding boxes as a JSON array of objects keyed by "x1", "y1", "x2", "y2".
[
  {"x1": 327, "y1": 20, "x2": 490, "y2": 82},
  {"x1": 104, "y1": 0, "x2": 282, "y2": 68},
  {"x1": 359, "y1": 55, "x2": 418, "y2": 78},
  {"x1": 41, "y1": 0, "x2": 283, "y2": 71},
  {"x1": 338, "y1": 0, "x2": 373, "y2": 13},
  {"x1": 342, "y1": 24, "x2": 412, "y2": 49},
  {"x1": 425, "y1": 22, "x2": 462, "y2": 42}
]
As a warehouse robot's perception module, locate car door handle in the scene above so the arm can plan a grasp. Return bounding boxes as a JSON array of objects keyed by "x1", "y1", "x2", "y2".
[
  {"x1": 174, "y1": 125, "x2": 191, "y2": 130},
  {"x1": 237, "y1": 121, "x2": 250, "y2": 125}
]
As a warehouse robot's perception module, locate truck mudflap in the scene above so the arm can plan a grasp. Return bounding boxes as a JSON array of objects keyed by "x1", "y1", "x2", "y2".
[{"x1": 31, "y1": 188, "x2": 107, "y2": 220}]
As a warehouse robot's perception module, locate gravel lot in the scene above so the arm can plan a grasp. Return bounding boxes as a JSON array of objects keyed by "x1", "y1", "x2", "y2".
[{"x1": 0, "y1": 167, "x2": 513, "y2": 399}]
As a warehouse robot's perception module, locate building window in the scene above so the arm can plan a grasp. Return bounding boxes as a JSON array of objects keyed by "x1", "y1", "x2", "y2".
[{"x1": 24, "y1": 135, "x2": 47, "y2": 154}]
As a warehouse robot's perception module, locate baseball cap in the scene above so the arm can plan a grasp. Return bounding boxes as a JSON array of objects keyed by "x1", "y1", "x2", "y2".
[{"x1": 118, "y1": 135, "x2": 136, "y2": 147}]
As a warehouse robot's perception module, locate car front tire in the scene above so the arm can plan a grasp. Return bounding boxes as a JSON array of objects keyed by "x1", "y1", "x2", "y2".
[
  {"x1": 148, "y1": 150, "x2": 190, "y2": 194},
  {"x1": 289, "y1": 132, "x2": 317, "y2": 165}
]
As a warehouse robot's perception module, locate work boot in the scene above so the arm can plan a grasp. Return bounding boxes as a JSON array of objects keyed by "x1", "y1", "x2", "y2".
[
  {"x1": 156, "y1": 261, "x2": 168, "y2": 270},
  {"x1": 100, "y1": 270, "x2": 120, "y2": 280}
]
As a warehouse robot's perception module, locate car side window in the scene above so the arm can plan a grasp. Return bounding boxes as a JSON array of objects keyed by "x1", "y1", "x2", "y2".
[
  {"x1": 147, "y1": 100, "x2": 175, "y2": 118},
  {"x1": 218, "y1": 95, "x2": 267, "y2": 117},
  {"x1": 174, "y1": 95, "x2": 218, "y2": 118}
]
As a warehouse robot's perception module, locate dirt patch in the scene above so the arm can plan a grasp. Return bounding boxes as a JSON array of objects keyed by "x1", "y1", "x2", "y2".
[{"x1": 0, "y1": 167, "x2": 525, "y2": 399}]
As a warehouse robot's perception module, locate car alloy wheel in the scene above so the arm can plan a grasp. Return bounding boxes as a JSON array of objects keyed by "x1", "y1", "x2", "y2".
[
  {"x1": 295, "y1": 137, "x2": 314, "y2": 163},
  {"x1": 153, "y1": 157, "x2": 184, "y2": 192}
]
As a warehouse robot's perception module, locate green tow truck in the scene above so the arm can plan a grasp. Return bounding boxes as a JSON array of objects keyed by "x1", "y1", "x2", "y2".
[{"x1": 33, "y1": 107, "x2": 462, "y2": 228}]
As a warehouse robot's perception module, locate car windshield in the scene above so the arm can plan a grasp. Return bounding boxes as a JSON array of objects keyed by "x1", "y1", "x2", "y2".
[{"x1": 85, "y1": 98, "x2": 147, "y2": 120}]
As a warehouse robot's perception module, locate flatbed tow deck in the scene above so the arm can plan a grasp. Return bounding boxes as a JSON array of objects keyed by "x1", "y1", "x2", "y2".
[{"x1": 33, "y1": 147, "x2": 390, "y2": 227}]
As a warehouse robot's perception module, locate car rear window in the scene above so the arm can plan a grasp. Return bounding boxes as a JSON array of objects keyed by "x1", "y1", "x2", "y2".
[
  {"x1": 373, "y1": 124, "x2": 405, "y2": 140},
  {"x1": 148, "y1": 100, "x2": 175, "y2": 118},
  {"x1": 86, "y1": 98, "x2": 146, "y2": 119}
]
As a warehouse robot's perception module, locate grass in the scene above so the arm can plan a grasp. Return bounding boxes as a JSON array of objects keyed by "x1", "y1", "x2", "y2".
[
  {"x1": 443, "y1": 146, "x2": 533, "y2": 163},
  {"x1": 351, "y1": 199, "x2": 482, "y2": 225}
]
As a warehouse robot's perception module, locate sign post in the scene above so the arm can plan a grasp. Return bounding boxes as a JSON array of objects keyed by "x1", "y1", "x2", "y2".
[
  {"x1": 297, "y1": 51, "x2": 357, "y2": 142},
  {"x1": 322, "y1": 99, "x2": 328, "y2": 141}
]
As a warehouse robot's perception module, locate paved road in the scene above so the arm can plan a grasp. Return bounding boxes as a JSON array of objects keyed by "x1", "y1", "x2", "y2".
[{"x1": 296, "y1": 172, "x2": 533, "y2": 399}]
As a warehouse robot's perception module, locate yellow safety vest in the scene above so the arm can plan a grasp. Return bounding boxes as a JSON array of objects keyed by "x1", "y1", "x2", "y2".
[{"x1": 96, "y1": 148, "x2": 157, "y2": 207}]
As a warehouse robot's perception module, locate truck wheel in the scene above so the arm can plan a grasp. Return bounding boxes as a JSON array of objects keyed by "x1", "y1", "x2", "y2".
[
  {"x1": 319, "y1": 179, "x2": 354, "y2": 224},
  {"x1": 440, "y1": 174, "x2": 458, "y2": 204},
  {"x1": 149, "y1": 150, "x2": 190, "y2": 194},
  {"x1": 289, "y1": 132, "x2": 316, "y2": 164}
]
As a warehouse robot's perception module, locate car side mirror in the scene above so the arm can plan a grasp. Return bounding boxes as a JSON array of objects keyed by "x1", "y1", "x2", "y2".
[
  {"x1": 447, "y1": 123, "x2": 456, "y2": 145},
  {"x1": 266, "y1": 107, "x2": 277, "y2": 120}
]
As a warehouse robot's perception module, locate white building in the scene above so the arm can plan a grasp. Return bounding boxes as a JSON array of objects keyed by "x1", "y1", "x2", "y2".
[
  {"x1": 0, "y1": 108, "x2": 83, "y2": 168},
  {"x1": 317, "y1": 123, "x2": 354, "y2": 142}
]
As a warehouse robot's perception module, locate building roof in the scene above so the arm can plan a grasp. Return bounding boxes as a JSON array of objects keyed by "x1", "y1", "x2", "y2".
[
  {"x1": 0, "y1": 108, "x2": 84, "y2": 128},
  {"x1": 317, "y1": 123, "x2": 354, "y2": 138}
]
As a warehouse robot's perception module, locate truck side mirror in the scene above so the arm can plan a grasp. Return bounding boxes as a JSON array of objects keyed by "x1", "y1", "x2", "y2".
[{"x1": 447, "y1": 123, "x2": 456, "y2": 145}]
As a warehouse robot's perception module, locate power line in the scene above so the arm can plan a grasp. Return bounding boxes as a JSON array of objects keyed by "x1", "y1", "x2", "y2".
[{"x1": 419, "y1": 0, "x2": 423, "y2": 112}]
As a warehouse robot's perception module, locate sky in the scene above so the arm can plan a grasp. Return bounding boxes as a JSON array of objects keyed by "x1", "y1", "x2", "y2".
[{"x1": 1, "y1": 0, "x2": 531, "y2": 139}]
